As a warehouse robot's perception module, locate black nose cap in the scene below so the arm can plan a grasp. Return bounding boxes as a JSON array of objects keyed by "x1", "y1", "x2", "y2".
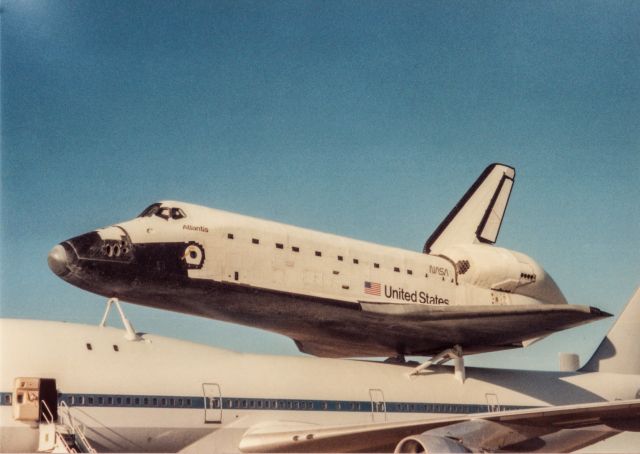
[{"x1": 48, "y1": 244, "x2": 70, "y2": 276}]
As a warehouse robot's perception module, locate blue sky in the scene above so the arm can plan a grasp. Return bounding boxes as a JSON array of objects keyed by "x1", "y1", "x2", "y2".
[{"x1": 2, "y1": 0, "x2": 638, "y2": 371}]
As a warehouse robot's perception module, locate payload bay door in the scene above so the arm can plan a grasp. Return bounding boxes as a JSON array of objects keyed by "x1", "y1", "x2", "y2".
[
  {"x1": 369, "y1": 388, "x2": 386, "y2": 422},
  {"x1": 202, "y1": 383, "x2": 222, "y2": 423}
]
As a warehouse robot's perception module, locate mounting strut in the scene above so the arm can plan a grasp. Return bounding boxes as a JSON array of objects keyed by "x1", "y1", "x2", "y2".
[
  {"x1": 99, "y1": 297, "x2": 142, "y2": 341},
  {"x1": 408, "y1": 345, "x2": 465, "y2": 383}
]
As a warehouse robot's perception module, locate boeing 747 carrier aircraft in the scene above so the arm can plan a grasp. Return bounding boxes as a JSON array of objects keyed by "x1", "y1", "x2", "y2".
[
  {"x1": 48, "y1": 164, "x2": 609, "y2": 358},
  {"x1": 1, "y1": 289, "x2": 639, "y2": 453}
]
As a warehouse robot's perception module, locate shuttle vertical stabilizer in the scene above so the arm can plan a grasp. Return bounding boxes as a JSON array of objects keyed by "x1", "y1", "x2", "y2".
[{"x1": 423, "y1": 163, "x2": 515, "y2": 255}]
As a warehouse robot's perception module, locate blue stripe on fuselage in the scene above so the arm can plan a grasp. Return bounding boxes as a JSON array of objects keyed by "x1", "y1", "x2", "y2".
[{"x1": 0, "y1": 391, "x2": 532, "y2": 414}]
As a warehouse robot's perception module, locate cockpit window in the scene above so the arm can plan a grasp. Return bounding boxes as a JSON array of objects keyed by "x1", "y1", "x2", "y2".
[
  {"x1": 138, "y1": 203, "x2": 187, "y2": 220},
  {"x1": 156, "y1": 207, "x2": 171, "y2": 220},
  {"x1": 138, "y1": 203, "x2": 162, "y2": 217},
  {"x1": 171, "y1": 208, "x2": 186, "y2": 220}
]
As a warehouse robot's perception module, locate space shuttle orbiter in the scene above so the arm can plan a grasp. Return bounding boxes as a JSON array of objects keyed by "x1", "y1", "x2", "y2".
[{"x1": 48, "y1": 163, "x2": 610, "y2": 358}]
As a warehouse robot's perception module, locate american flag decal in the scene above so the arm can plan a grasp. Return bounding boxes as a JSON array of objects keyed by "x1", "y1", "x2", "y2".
[{"x1": 364, "y1": 281, "x2": 381, "y2": 296}]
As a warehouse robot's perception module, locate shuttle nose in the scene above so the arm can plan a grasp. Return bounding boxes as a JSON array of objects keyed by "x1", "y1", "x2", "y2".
[{"x1": 48, "y1": 244, "x2": 70, "y2": 276}]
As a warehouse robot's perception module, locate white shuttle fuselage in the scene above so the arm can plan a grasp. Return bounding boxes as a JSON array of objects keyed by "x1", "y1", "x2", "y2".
[{"x1": 47, "y1": 164, "x2": 609, "y2": 357}]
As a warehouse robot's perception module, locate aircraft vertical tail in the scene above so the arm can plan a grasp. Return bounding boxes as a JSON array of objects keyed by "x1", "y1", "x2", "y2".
[
  {"x1": 581, "y1": 288, "x2": 640, "y2": 374},
  {"x1": 423, "y1": 163, "x2": 515, "y2": 255}
]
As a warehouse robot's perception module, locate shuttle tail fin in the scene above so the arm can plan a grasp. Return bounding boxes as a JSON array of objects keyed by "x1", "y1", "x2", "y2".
[
  {"x1": 423, "y1": 163, "x2": 515, "y2": 255},
  {"x1": 581, "y1": 288, "x2": 640, "y2": 374}
]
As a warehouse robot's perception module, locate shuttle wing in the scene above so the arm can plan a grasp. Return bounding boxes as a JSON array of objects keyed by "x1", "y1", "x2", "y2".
[
  {"x1": 424, "y1": 163, "x2": 515, "y2": 255},
  {"x1": 294, "y1": 303, "x2": 610, "y2": 357},
  {"x1": 238, "y1": 399, "x2": 640, "y2": 453}
]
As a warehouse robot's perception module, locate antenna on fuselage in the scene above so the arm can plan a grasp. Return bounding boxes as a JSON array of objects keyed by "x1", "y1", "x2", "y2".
[{"x1": 99, "y1": 297, "x2": 142, "y2": 341}]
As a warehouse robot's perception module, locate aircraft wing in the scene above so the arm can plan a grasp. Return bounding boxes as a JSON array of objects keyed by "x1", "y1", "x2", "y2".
[
  {"x1": 238, "y1": 399, "x2": 640, "y2": 453},
  {"x1": 295, "y1": 303, "x2": 610, "y2": 357}
]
